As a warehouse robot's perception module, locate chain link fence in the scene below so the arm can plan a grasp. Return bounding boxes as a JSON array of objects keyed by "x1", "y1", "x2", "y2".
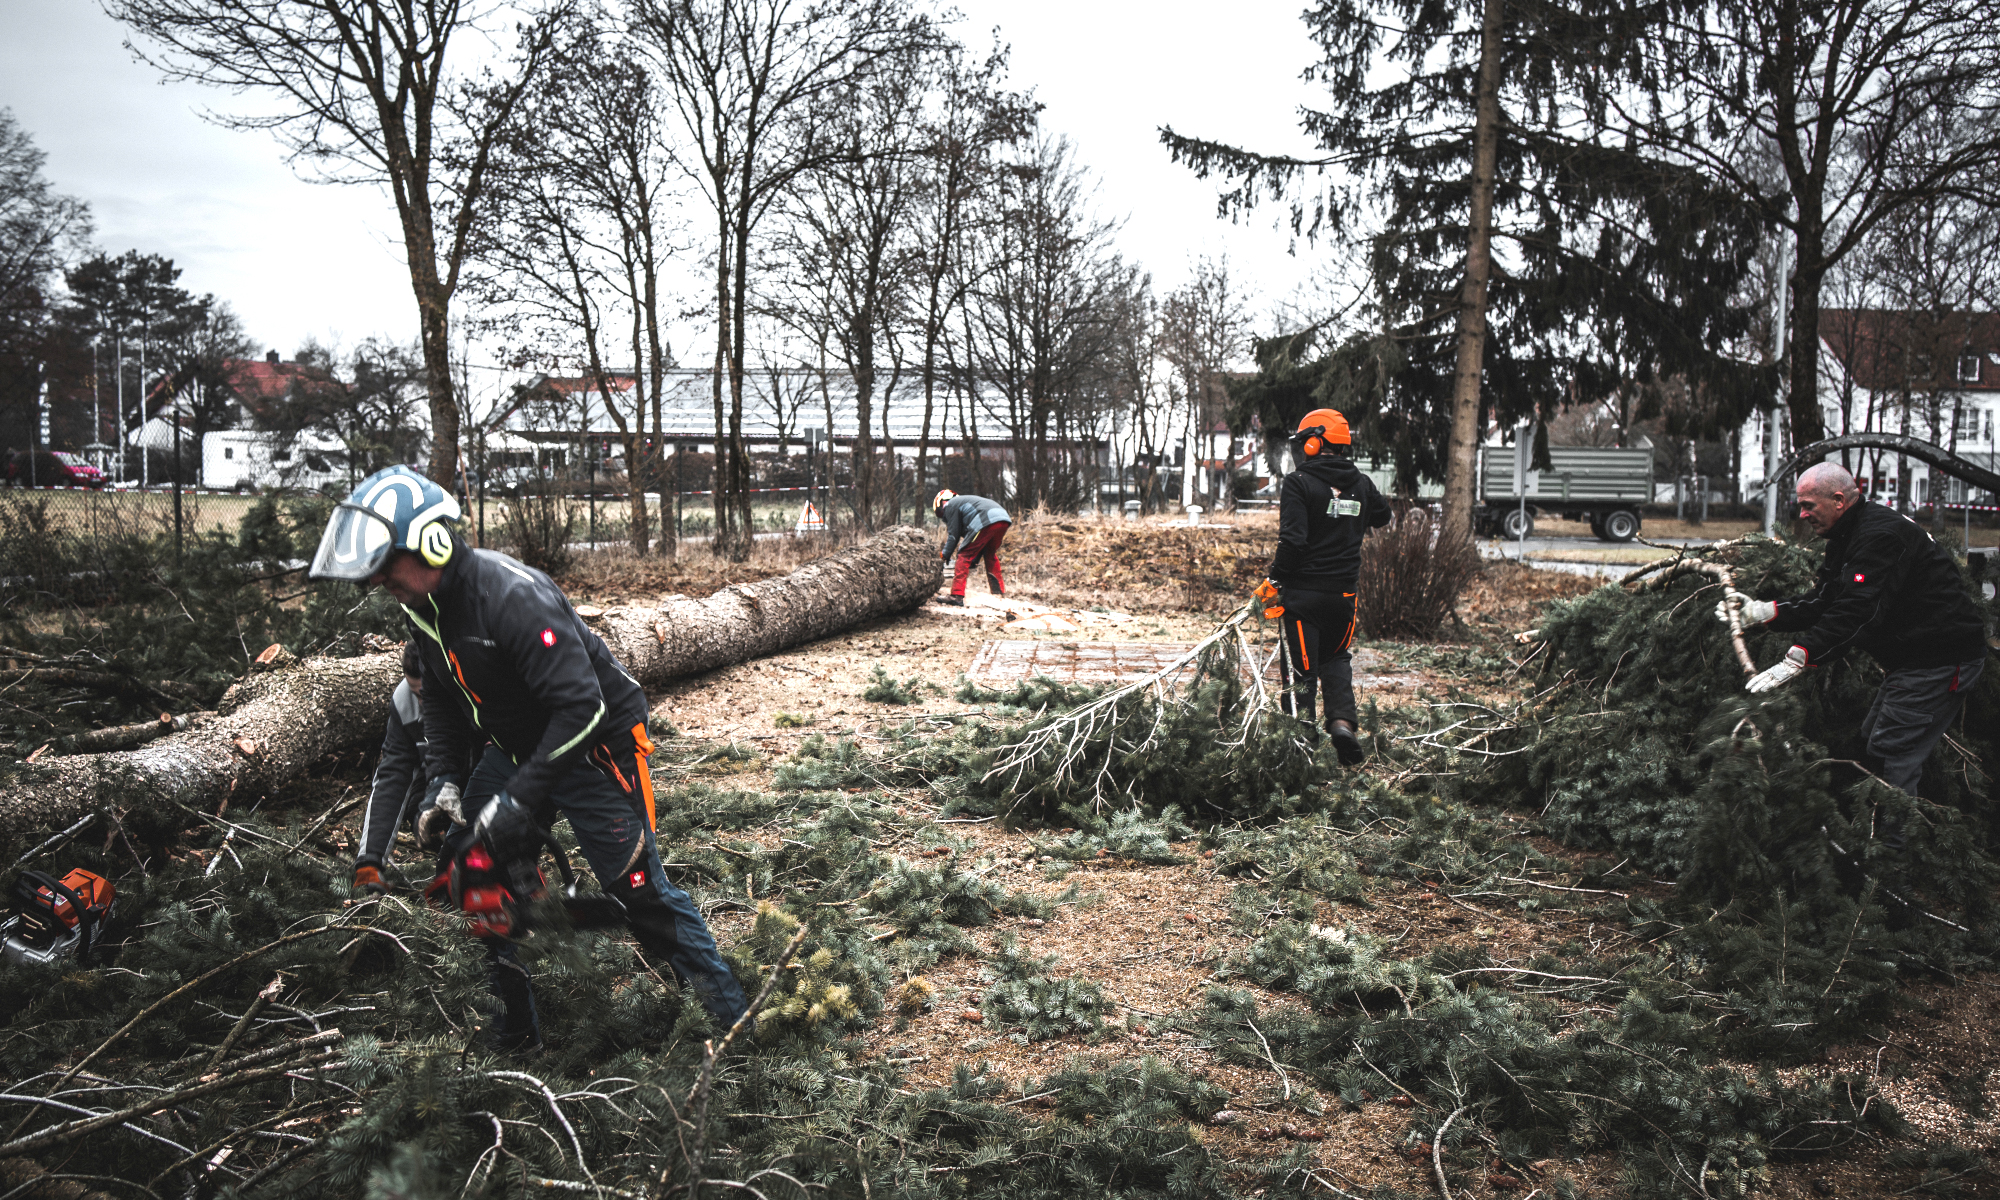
[{"x1": 0, "y1": 487, "x2": 284, "y2": 609}]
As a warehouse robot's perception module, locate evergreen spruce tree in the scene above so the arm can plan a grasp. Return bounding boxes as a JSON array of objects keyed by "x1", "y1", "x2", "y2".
[{"x1": 1163, "y1": 0, "x2": 1768, "y2": 516}]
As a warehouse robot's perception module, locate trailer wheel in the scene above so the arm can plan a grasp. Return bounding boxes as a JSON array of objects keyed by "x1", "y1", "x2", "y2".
[
  {"x1": 1500, "y1": 507, "x2": 1535, "y2": 540},
  {"x1": 1587, "y1": 513, "x2": 1607, "y2": 539},
  {"x1": 1600, "y1": 509, "x2": 1640, "y2": 542}
]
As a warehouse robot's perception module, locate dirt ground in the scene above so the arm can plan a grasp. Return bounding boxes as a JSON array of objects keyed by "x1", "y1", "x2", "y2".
[{"x1": 388, "y1": 515, "x2": 2000, "y2": 1196}]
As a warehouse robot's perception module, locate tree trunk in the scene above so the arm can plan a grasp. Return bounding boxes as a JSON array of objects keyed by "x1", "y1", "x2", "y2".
[
  {"x1": 0, "y1": 528, "x2": 940, "y2": 842},
  {"x1": 1442, "y1": 0, "x2": 1504, "y2": 543}
]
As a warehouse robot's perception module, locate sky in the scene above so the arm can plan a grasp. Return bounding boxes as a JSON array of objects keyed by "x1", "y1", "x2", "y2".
[{"x1": 0, "y1": 1, "x2": 1336, "y2": 387}]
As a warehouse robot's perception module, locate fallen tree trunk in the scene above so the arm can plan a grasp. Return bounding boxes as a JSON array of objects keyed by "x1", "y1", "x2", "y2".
[{"x1": 0, "y1": 527, "x2": 938, "y2": 841}]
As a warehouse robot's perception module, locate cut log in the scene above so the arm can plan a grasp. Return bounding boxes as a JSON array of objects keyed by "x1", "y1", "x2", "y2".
[
  {"x1": 59, "y1": 711, "x2": 211, "y2": 756},
  {"x1": 0, "y1": 527, "x2": 938, "y2": 840},
  {"x1": 0, "y1": 667, "x2": 203, "y2": 704}
]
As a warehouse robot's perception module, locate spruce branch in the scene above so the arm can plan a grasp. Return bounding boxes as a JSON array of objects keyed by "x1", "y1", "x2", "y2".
[
  {"x1": 0, "y1": 1044, "x2": 343, "y2": 1159},
  {"x1": 664, "y1": 920, "x2": 812, "y2": 1200}
]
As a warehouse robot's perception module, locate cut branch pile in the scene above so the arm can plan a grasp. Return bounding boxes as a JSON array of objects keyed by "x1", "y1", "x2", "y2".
[{"x1": 967, "y1": 603, "x2": 1336, "y2": 825}]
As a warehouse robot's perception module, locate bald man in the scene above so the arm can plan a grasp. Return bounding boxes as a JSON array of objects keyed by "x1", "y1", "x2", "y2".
[{"x1": 1718, "y1": 462, "x2": 1987, "y2": 796}]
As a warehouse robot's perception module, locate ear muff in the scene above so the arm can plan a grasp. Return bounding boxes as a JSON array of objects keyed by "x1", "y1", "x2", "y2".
[
  {"x1": 418, "y1": 521, "x2": 454, "y2": 567},
  {"x1": 1302, "y1": 435, "x2": 1323, "y2": 458}
]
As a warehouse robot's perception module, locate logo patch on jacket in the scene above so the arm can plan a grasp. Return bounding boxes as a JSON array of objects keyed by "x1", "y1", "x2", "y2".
[
  {"x1": 1852, "y1": 573, "x2": 1866, "y2": 583},
  {"x1": 540, "y1": 628, "x2": 557, "y2": 647}
]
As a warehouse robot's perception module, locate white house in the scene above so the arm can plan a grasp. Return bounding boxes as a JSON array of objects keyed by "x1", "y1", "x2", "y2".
[{"x1": 1744, "y1": 309, "x2": 2000, "y2": 509}]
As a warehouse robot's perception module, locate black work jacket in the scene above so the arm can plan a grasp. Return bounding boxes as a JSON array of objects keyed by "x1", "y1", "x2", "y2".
[
  {"x1": 404, "y1": 544, "x2": 649, "y2": 815},
  {"x1": 1268, "y1": 454, "x2": 1393, "y2": 591},
  {"x1": 939, "y1": 494, "x2": 1010, "y2": 560},
  {"x1": 1770, "y1": 499, "x2": 1987, "y2": 670}
]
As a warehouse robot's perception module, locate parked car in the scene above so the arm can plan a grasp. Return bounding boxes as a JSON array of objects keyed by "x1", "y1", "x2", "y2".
[{"x1": 5, "y1": 450, "x2": 107, "y2": 489}]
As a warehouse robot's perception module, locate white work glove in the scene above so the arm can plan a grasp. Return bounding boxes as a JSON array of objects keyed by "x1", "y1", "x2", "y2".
[
  {"x1": 416, "y1": 779, "x2": 465, "y2": 849},
  {"x1": 1746, "y1": 646, "x2": 1809, "y2": 694},
  {"x1": 1714, "y1": 590, "x2": 1776, "y2": 627}
]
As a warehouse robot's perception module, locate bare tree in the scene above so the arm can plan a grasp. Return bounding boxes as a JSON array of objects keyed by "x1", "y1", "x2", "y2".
[
  {"x1": 1606, "y1": 0, "x2": 2000, "y2": 445},
  {"x1": 769, "y1": 47, "x2": 930, "y2": 531},
  {"x1": 906, "y1": 42, "x2": 1036, "y2": 507},
  {"x1": 108, "y1": 0, "x2": 563, "y2": 491},
  {"x1": 961, "y1": 135, "x2": 1131, "y2": 512},
  {"x1": 476, "y1": 19, "x2": 678, "y2": 555},
  {"x1": 1158, "y1": 257, "x2": 1250, "y2": 512},
  {"x1": 631, "y1": 0, "x2": 937, "y2": 559},
  {"x1": 0, "y1": 109, "x2": 92, "y2": 430}
]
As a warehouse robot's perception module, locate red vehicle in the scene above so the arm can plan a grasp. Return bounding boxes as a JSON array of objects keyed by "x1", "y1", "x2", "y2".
[{"x1": 5, "y1": 450, "x2": 107, "y2": 489}]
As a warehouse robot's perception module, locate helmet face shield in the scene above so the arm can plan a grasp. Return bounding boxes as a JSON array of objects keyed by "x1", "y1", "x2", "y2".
[{"x1": 309, "y1": 503, "x2": 400, "y2": 582}]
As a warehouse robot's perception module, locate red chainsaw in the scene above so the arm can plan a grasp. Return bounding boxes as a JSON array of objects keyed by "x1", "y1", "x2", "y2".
[{"x1": 424, "y1": 832, "x2": 627, "y2": 940}]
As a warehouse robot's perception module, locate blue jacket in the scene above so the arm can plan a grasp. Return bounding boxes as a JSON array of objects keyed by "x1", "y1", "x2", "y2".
[{"x1": 939, "y1": 494, "x2": 1010, "y2": 560}]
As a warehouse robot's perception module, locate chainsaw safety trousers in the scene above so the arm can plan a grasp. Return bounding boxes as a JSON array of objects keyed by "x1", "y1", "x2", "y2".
[
  {"x1": 1278, "y1": 587, "x2": 1359, "y2": 731},
  {"x1": 949, "y1": 520, "x2": 1008, "y2": 598},
  {"x1": 464, "y1": 742, "x2": 750, "y2": 1029}
]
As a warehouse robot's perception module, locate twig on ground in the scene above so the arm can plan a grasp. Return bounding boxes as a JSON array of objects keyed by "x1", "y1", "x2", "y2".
[{"x1": 1432, "y1": 1105, "x2": 1468, "y2": 1200}]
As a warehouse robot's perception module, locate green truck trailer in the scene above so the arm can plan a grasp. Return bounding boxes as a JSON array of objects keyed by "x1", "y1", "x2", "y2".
[{"x1": 1475, "y1": 444, "x2": 1653, "y2": 541}]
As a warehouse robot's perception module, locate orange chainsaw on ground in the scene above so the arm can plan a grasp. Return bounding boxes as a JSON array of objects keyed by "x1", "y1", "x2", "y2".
[{"x1": 3, "y1": 868, "x2": 115, "y2": 967}]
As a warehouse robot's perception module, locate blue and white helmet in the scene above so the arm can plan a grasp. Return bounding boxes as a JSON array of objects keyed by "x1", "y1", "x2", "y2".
[{"x1": 308, "y1": 466, "x2": 462, "y2": 581}]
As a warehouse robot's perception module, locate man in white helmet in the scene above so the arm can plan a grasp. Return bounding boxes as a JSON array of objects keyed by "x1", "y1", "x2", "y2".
[
  {"x1": 932, "y1": 489, "x2": 1010, "y2": 607},
  {"x1": 311, "y1": 466, "x2": 748, "y2": 1049}
]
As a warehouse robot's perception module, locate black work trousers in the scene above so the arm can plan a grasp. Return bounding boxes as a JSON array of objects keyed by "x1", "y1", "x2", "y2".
[
  {"x1": 1279, "y1": 587, "x2": 1359, "y2": 730},
  {"x1": 456, "y1": 739, "x2": 748, "y2": 1045},
  {"x1": 1861, "y1": 655, "x2": 1985, "y2": 797}
]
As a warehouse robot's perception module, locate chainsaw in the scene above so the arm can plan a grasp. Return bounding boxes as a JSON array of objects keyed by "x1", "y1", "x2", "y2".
[
  {"x1": 425, "y1": 830, "x2": 627, "y2": 940},
  {"x1": 2, "y1": 868, "x2": 115, "y2": 967}
]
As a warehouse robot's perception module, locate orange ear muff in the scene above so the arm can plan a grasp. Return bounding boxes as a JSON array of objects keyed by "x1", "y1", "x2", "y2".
[{"x1": 1302, "y1": 437, "x2": 1323, "y2": 457}]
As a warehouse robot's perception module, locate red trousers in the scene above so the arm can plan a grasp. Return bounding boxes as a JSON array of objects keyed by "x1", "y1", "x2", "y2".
[{"x1": 951, "y1": 521, "x2": 1009, "y2": 597}]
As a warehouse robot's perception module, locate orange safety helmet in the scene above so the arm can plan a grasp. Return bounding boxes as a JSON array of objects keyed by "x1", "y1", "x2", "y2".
[
  {"x1": 1293, "y1": 408, "x2": 1351, "y2": 457},
  {"x1": 932, "y1": 489, "x2": 958, "y2": 514}
]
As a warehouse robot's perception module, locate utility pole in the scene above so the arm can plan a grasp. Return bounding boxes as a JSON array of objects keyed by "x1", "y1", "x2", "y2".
[
  {"x1": 115, "y1": 333, "x2": 125, "y2": 484},
  {"x1": 31, "y1": 369, "x2": 45, "y2": 488},
  {"x1": 1764, "y1": 243, "x2": 1790, "y2": 537},
  {"x1": 140, "y1": 321, "x2": 150, "y2": 489},
  {"x1": 90, "y1": 337, "x2": 101, "y2": 471}
]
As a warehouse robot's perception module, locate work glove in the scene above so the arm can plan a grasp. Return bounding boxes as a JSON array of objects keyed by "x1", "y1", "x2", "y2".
[
  {"x1": 1713, "y1": 590, "x2": 1777, "y2": 627},
  {"x1": 1746, "y1": 646, "x2": 1809, "y2": 694},
  {"x1": 351, "y1": 864, "x2": 386, "y2": 897},
  {"x1": 1252, "y1": 578, "x2": 1283, "y2": 620},
  {"x1": 471, "y1": 790, "x2": 545, "y2": 865},
  {"x1": 415, "y1": 775, "x2": 466, "y2": 850}
]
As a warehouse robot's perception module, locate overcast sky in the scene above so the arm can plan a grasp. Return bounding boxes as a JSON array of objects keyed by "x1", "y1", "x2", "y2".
[{"x1": 0, "y1": 1, "x2": 1336, "y2": 390}]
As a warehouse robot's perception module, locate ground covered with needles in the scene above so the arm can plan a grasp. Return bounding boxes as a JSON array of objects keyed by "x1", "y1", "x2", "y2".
[{"x1": 3, "y1": 515, "x2": 1999, "y2": 1200}]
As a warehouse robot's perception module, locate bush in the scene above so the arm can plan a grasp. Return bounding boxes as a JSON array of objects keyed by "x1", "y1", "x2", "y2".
[
  {"x1": 1357, "y1": 503, "x2": 1480, "y2": 639},
  {"x1": 500, "y1": 482, "x2": 575, "y2": 575}
]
